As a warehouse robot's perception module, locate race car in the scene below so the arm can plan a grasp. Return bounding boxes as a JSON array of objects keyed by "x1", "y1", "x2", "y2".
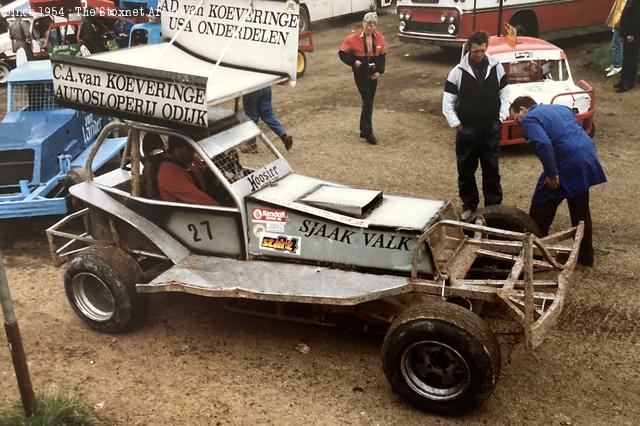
[
  {"x1": 487, "y1": 35, "x2": 596, "y2": 145},
  {"x1": 45, "y1": 0, "x2": 584, "y2": 416},
  {"x1": 0, "y1": 60, "x2": 125, "y2": 219}
]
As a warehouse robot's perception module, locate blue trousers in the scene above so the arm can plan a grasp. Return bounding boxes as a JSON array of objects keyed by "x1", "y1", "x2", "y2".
[
  {"x1": 242, "y1": 87, "x2": 286, "y2": 137},
  {"x1": 611, "y1": 28, "x2": 623, "y2": 68},
  {"x1": 455, "y1": 122, "x2": 503, "y2": 210}
]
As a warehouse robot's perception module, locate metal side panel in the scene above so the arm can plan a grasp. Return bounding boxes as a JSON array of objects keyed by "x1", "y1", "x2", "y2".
[
  {"x1": 69, "y1": 182, "x2": 190, "y2": 264},
  {"x1": 138, "y1": 255, "x2": 412, "y2": 305}
]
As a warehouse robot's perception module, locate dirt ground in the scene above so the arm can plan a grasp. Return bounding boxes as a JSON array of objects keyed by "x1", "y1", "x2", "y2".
[{"x1": 2, "y1": 11, "x2": 640, "y2": 425}]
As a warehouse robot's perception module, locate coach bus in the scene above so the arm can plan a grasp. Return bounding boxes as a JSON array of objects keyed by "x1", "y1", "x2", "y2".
[
  {"x1": 397, "y1": 0, "x2": 614, "y2": 48},
  {"x1": 299, "y1": 0, "x2": 393, "y2": 32}
]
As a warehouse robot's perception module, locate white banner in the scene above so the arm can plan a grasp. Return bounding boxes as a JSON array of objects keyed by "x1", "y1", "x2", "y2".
[
  {"x1": 52, "y1": 58, "x2": 209, "y2": 128},
  {"x1": 158, "y1": 0, "x2": 299, "y2": 80}
]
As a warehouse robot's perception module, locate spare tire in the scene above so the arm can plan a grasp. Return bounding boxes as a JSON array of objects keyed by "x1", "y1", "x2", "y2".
[{"x1": 473, "y1": 205, "x2": 542, "y2": 236}]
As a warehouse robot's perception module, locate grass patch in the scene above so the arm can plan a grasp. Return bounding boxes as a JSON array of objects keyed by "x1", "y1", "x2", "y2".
[
  {"x1": 587, "y1": 44, "x2": 610, "y2": 72},
  {"x1": 0, "y1": 390, "x2": 99, "y2": 426}
]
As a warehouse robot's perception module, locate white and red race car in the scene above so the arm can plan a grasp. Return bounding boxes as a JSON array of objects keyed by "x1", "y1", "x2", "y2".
[{"x1": 488, "y1": 35, "x2": 595, "y2": 146}]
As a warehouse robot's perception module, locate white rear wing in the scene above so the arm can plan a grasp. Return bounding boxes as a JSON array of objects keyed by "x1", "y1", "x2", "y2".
[{"x1": 51, "y1": 0, "x2": 299, "y2": 130}]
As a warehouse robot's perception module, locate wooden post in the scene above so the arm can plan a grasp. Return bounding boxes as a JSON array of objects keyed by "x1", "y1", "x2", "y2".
[
  {"x1": 0, "y1": 255, "x2": 37, "y2": 417},
  {"x1": 523, "y1": 233, "x2": 535, "y2": 350}
]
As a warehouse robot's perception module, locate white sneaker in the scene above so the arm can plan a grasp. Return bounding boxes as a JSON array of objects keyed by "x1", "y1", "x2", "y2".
[
  {"x1": 606, "y1": 66, "x2": 622, "y2": 77},
  {"x1": 604, "y1": 65, "x2": 613, "y2": 73},
  {"x1": 460, "y1": 209, "x2": 475, "y2": 221}
]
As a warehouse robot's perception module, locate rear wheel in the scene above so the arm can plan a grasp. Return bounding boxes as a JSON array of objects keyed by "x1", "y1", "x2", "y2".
[
  {"x1": 64, "y1": 245, "x2": 148, "y2": 333},
  {"x1": 473, "y1": 205, "x2": 542, "y2": 236},
  {"x1": 382, "y1": 302, "x2": 500, "y2": 415}
]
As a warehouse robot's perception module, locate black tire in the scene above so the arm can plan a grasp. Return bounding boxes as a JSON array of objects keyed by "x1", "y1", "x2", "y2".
[
  {"x1": 382, "y1": 302, "x2": 500, "y2": 415},
  {"x1": 64, "y1": 167, "x2": 90, "y2": 212},
  {"x1": 296, "y1": 51, "x2": 306, "y2": 78},
  {"x1": 299, "y1": 5, "x2": 310, "y2": 33},
  {"x1": 0, "y1": 60, "x2": 10, "y2": 85},
  {"x1": 64, "y1": 245, "x2": 149, "y2": 333},
  {"x1": 473, "y1": 205, "x2": 542, "y2": 236}
]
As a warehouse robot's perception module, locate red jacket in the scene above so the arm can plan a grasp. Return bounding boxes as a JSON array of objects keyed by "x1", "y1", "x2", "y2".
[
  {"x1": 156, "y1": 156, "x2": 219, "y2": 206},
  {"x1": 339, "y1": 30, "x2": 386, "y2": 74}
]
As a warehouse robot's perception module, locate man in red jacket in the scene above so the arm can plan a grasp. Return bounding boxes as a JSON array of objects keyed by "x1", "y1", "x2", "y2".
[
  {"x1": 156, "y1": 137, "x2": 220, "y2": 206},
  {"x1": 339, "y1": 12, "x2": 386, "y2": 145}
]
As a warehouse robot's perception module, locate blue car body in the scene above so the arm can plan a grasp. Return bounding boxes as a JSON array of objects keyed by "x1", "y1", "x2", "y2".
[{"x1": 0, "y1": 60, "x2": 126, "y2": 219}]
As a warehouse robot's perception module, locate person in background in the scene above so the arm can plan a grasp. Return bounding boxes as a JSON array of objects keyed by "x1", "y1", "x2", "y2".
[
  {"x1": 442, "y1": 31, "x2": 509, "y2": 221},
  {"x1": 242, "y1": 87, "x2": 293, "y2": 152},
  {"x1": 509, "y1": 96, "x2": 606, "y2": 267},
  {"x1": 81, "y1": 14, "x2": 108, "y2": 54},
  {"x1": 113, "y1": 15, "x2": 133, "y2": 49},
  {"x1": 614, "y1": 0, "x2": 640, "y2": 92},
  {"x1": 338, "y1": 12, "x2": 386, "y2": 145},
  {"x1": 9, "y1": 15, "x2": 33, "y2": 60},
  {"x1": 605, "y1": 0, "x2": 628, "y2": 78}
]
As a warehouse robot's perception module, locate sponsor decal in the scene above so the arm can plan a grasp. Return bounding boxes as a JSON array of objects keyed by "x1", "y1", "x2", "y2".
[
  {"x1": 52, "y1": 62, "x2": 208, "y2": 127},
  {"x1": 81, "y1": 113, "x2": 103, "y2": 143},
  {"x1": 252, "y1": 223, "x2": 265, "y2": 237},
  {"x1": 515, "y1": 51, "x2": 533, "y2": 59},
  {"x1": 299, "y1": 219, "x2": 413, "y2": 251},
  {"x1": 252, "y1": 208, "x2": 287, "y2": 223},
  {"x1": 247, "y1": 166, "x2": 279, "y2": 191},
  {"x1": 265, "y1": 222, "x2": 285, "y2": 233},
  {"x1": 259, "y1": 232, "x2": 301, "y2": 255}
]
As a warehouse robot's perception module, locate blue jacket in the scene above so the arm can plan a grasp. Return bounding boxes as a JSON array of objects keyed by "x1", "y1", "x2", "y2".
[{"x1": 520, "y1": 104, "x2": 606, "y2": 204}]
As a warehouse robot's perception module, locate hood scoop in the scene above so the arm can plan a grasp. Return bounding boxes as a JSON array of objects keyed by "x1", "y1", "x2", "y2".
[{"x1": 299, "y1": 185, "x2": 383, "y2": 218}]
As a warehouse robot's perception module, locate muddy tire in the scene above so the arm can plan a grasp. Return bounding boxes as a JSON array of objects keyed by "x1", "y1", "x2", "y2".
[
  {"x1": 64, "y1": 245, "x2": 148, "y2": 333},
  {"x1": 382, "y1": 302, "x2": 500, "y2": 415},
  {"x1": 474, "y1": 205, "x2": 542, "y2": 236},
  {"x1": 64, "y1": 168, "x2": 90, "y2": 211}
]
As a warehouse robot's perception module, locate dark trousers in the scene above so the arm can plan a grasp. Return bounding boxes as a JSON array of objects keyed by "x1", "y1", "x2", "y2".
[
  {"x1": 354, "y1": 72, "x2": 377, "y2": 137},
  {"x1": 620, "y1": 37, "x2": 639, "y2": 88},
  {"x1": 455, "y1": 124, "x2": 502, "y2": 210},
  {"x1": 529, "y1": 190, "x2": 594, "y2": 265}
]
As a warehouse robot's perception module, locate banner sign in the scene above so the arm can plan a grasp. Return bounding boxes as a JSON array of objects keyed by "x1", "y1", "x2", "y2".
[
  {"x1": 51, "y1": 55, "x2": 209, "y2": 128},
  {"x1": 159, "y1": 0, "x2": 299, "y2": 80}
]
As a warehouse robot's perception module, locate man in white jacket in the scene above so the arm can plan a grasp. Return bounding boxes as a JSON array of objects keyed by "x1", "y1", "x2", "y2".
[{"x1": 442, "y1": 31, "x2": 509, "y2": 220}]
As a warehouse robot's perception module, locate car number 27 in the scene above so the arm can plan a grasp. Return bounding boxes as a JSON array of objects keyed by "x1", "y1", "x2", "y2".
[{"x1": 187, "y1": 221, "x2": 214, "y2": 242}]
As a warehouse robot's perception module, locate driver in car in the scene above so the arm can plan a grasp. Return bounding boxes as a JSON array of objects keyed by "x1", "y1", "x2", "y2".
[{"x1": 156, "y1": 137, "x2": 220, "y2": 206}]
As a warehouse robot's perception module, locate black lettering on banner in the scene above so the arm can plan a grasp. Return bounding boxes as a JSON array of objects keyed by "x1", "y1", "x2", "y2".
[{"x1": 187, "y1": 221, "x2": 214, "y2": 242}]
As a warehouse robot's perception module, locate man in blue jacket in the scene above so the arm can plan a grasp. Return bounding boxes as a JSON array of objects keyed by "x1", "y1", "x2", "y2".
[{"x1": 509, "y1": 96, "x2": 607, "y2": 266}]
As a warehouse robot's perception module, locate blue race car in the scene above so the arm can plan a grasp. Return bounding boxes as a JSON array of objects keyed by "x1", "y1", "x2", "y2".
[{"x1": 0, "y1": 60, "x2": 126, "y2": 219}]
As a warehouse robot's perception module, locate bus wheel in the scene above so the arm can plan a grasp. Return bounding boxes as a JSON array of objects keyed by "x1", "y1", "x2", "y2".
[{"x1": 299, "y1": 5, "x2": 310, "y2": 33}]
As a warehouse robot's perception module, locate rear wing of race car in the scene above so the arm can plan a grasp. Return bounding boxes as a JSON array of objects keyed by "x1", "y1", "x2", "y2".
[{"x1": 51, "y1": 0, "x2": 300, "y2": 130}]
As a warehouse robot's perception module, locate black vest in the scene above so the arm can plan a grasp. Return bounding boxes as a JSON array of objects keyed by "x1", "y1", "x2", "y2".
[{"x1": 456, "y1": 64, "x2": 501, "y2": 128}]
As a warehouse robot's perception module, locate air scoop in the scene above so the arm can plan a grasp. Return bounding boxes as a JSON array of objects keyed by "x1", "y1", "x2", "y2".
[{"x1": 299, "y1": 185, "x2": 382, "y2": 218}]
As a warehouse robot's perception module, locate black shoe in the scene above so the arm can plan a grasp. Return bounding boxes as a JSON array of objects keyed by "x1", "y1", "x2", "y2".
[
  {"x1": 365, "y1": 134, "x2": 378, "y2": 145},
  {"x1": 616, "y1": 85, "x2": 633, "y2": 93},
  {"x1": 280, "y1": 134, "x2": 293, "y2": 151},
  {"x1": 578, "y1": 255, "x2": 594, "y2": 267}
]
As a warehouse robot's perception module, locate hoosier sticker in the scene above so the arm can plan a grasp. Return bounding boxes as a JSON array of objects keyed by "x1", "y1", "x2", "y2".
[{"x1": 259, "y1": 232, "x2": 301, "y2": 255}]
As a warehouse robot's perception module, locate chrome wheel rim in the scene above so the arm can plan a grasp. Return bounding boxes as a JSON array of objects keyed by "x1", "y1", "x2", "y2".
[
  {"x1": 71, "y1": 272, "x2": 115, "y2": 322},
  {"x1": 400, "y1": 340, "x2": 471, "y2": 401}
]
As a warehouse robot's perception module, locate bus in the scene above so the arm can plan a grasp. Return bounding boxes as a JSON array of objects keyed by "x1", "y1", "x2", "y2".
[
  {"x1": 299, "y1": 0, "x2": 393, "y2": 32},
  {"x1": 396, "y1": 0, "x2": 614, "y2": 48}
]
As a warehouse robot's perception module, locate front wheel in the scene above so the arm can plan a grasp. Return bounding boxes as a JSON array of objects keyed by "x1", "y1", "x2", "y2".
[
  {"x1": 382, "y1": 302, "x2": 500, "y2": 415},
  {"x1": 64, "y1": 245, "x2": 149, "y2": 333}
]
